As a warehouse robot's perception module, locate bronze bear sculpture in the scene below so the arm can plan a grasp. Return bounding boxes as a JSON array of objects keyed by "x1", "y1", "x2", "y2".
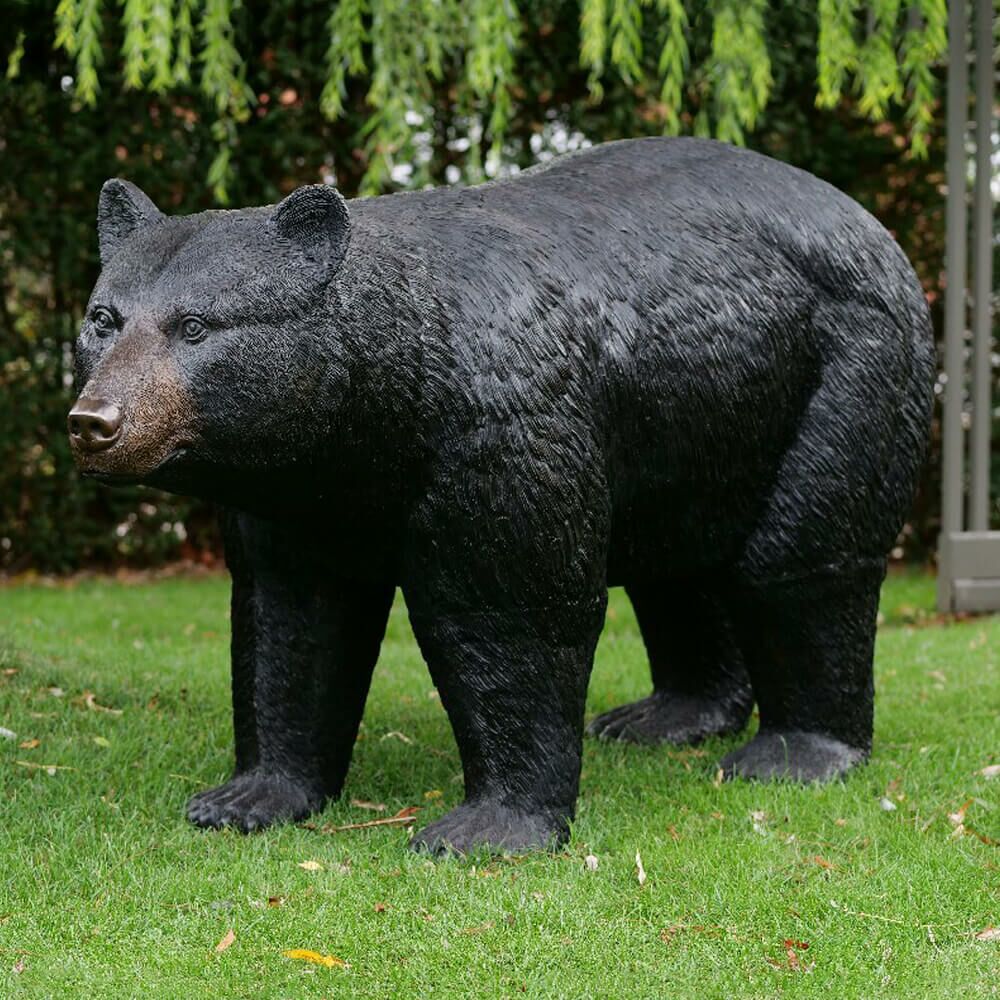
[{"x1": 69, "y1": 138, "x2": 934, "y2": 854}]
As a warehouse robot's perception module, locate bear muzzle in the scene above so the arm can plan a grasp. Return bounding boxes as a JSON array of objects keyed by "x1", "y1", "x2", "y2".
[{"x1": 67, "y1": 367, "x2": 195, "y2": 483}]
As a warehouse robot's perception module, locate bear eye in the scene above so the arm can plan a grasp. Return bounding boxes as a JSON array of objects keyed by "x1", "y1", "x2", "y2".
[
  {"x1": 91, "y1": 307, "x2": 116, "y2": 337},
  {"x1": 180, "y1": 315, "x2": 207, "y2": 343}
]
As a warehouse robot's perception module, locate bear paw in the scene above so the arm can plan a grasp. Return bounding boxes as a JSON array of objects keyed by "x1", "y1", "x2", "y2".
[
  {"x1": 720, "y1": 730, "x2": 867, "y2": 783},
  {"x1": 410, "y1": 802, "x2": 567, "y2": 857},
  {"x1": 187, "y1": 770, "x2": 325, "y2": 832},
  {"x1": 587, "y1": 690, "x2": 750, "y2": 745}
]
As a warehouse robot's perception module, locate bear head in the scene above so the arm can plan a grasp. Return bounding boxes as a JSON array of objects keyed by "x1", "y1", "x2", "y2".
[{"x1": 68, "y1": 179, "x2": 352, "y2": 498}]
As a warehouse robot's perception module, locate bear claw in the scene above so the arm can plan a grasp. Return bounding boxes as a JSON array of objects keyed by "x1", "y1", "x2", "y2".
[
  {"x1": 187, "y1": 770, "x2": 324, "y2": 832},
  {"x1": 410, "y1": 802, "x2": 567, "y2": 857},
  {"x1": 588, "y1": 691, "x2": 750, "y2": 746},
  {"x1": 720, "y1": 730, "x2": 867, "y2": 783}
]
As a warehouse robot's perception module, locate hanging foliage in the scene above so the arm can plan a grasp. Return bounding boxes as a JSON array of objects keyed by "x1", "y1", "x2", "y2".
[{"x1": 33, "y1": 0, "x2": 951, "y2": 199}]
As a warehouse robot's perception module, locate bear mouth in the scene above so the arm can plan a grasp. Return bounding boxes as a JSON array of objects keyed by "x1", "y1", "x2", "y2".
[{"x1": 82, "y1": 444, "x2": 191, "y2": 487}]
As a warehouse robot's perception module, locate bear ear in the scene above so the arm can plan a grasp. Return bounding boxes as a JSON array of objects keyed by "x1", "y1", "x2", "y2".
[
  {"x1": 97, "y1": 179, "x2": 164, "y2": 265},
  {"x1": 272, "y1": 184, "x2": 351, "y2": 272}
]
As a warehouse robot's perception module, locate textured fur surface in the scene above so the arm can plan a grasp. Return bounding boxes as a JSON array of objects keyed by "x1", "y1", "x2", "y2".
[{"x1": 70, "y1": 138, "x2": 934, "y2": 854}]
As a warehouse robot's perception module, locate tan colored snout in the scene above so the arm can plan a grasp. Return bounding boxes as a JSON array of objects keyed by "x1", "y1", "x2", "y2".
[
  {"x1": 69, "y1": 322, "x2": 194, "y2": 479},
  {"x1": 68, "y1": 398, "x2": 122, "y2": 452}
]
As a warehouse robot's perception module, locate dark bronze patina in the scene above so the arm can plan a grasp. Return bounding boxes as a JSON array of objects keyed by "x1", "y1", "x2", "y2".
[{"x1": 69, "y1": 138, "x2": 934, "y2": 854}]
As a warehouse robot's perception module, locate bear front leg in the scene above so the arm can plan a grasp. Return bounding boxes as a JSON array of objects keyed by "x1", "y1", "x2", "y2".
[
  {"x1": 188, "y1": 516, "x2": 394, "y2": 832},
  {"x1": 406, "y1": 598, "x2": 606, "y2": 855}
]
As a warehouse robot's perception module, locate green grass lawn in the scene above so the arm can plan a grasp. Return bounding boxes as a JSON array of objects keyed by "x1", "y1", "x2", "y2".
[{"x1": 1, "y1": 570, "x2": 997, "y2": 998}]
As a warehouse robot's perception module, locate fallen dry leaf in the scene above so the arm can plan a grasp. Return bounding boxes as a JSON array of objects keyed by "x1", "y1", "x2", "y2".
[
  {"x1": 350, "y1": 799, "x2": 386, "y2": 812},
  {"x1": 973, "y1": 829, "x2": 999, "y2": 846},
  {"x1": 810, "y1": 855, "x2": 836, "y2": 870},
  {"x1": 2, "y1": 668, "x2": 18, "y2": 677},
  {"x1": 75, "y1": 691, "x2": 122, "y2": 715},
  {"x1": 459, "y1": 921, "x2": 495, "y2": 935},
  {"x1": 713, "y1": 768, "x2": 724, "y2": 788},
  {"x1": 374, "y1": 902, "x2": 388, "y2": 913},
  {"x1": 282, "y1": 948, "x2": 348, "y2": 969},
  {"x1": 766, "y1": 938, "x2": 812, "y2": 973},
  {"x1": 93, "y1": 736, "x2": 110, "y2": 748},
  {"x1": 47, "y1": 686, "x2": 64, "y2": 698},
  {"x1": 18, "y1": 738, "x2": 39, "y2": 750},
  {"x1": 660, "y1": 922, "x2": 726, "y2": 944},
  {"x1": 423, "y1": 789, "x2": 443, "y2": 800},
  {"x1": 978, "y1": 765, "x2": 1000, "y2": 780},
  {"x1": 13, "y1": 958, "x2": 25, "y2": 974},
  {"x1": 584, "y1": 853, "x2": 599, "y2": 872},
  {"x1": 948, "y1": 799, "x2": 972, "y2": 826},
  {"x1": 783, "y1": 939, "x2": 812, "y2": 973},
  {"x1": 879, "y1": 797, "x2": 897, "y2": 812},
  {"x1": 635, "y1": 850, "x2": 647, "y2": 887},
  {"x1": 297, "y1": 860, "x2": 323, "y2": 872},
  {"x1": 974, "y1": 926, "x2": 1000, "y2": 942},
  {"x1": 380, "y1": 730, "x2": 412, "y2": 744},
  {"x1": 267, "y1": 896, "x2": 284, "y2": 908},
  {"x1": 214, "y1": 929, "x2": 235, "y2": 953}
]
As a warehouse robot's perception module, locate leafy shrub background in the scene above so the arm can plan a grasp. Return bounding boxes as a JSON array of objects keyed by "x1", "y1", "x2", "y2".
[{"x1": 0, "y1": 2, "x2": 960, "y2": 572}]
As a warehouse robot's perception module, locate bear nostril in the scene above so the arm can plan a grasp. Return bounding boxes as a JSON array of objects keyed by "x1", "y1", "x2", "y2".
[{"x1": 67, "y1": 398, "x2": 122, "y2": 453}]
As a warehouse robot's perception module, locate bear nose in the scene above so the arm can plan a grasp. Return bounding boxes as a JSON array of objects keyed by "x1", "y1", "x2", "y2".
[{"x1": 68, "y1": 398, "x2": 122, "y2": 452}]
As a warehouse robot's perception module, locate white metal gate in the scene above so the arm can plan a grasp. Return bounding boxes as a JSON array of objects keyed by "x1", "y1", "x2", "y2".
[{"x1": 937, "y1": 0, "x2": 998, "y2": 612}]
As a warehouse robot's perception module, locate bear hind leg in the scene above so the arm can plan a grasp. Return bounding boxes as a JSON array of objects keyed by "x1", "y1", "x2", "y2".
[
  {"x1": 720, "y1": 306, "x2": 928, "y2": 782},
  {"x1": 588, "y1": 579, "x2": 753, "y2": 745},
  {"x1": 720, "y1": 563, "x2": 880, "y2": 782}
]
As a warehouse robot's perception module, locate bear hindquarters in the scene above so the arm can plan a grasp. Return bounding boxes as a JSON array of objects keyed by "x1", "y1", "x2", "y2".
[
  {"x1": 721, "y1": 301, "x2": 931, "y2": 782},
  {"x1": 588, "y1": 580, "x2": 753, "y2": 745}
]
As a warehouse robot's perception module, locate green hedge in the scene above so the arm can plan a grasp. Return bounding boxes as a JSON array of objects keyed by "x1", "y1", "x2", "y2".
[{"x1": 0, "y1": 2, "x2": 952, "y2": 572}]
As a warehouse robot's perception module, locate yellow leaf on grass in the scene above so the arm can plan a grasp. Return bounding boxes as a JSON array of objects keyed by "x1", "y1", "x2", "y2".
[
  {"x1": 975, "y1": 926, "x2": 1000, "y2": 942},
  {"x1": 18, "y1": 738, "x2": 40, "y2": 749},
  {"x1": 215, "y1": 929, "x2": 235, "y2": 953},
  {"x1": 423, "y1": 789, "x2": 442, "y2": 800},
  {"x1": 93, "y1": 736, "x2": 111, "y2": 748},
  {"x1": 283, "y1": 948, "x2": 349, "y2": 969},
  {"x1": 297, "y1": 860, "x2": 323, "y2": 871}
]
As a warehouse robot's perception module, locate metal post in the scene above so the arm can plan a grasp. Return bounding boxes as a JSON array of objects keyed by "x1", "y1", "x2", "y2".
[
  {"x1": 938, "y1": 0, "x2": 970, "y2": 610},
  {"x1": 969, "y1": 0, "x2": 996, "y2": 531}
]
